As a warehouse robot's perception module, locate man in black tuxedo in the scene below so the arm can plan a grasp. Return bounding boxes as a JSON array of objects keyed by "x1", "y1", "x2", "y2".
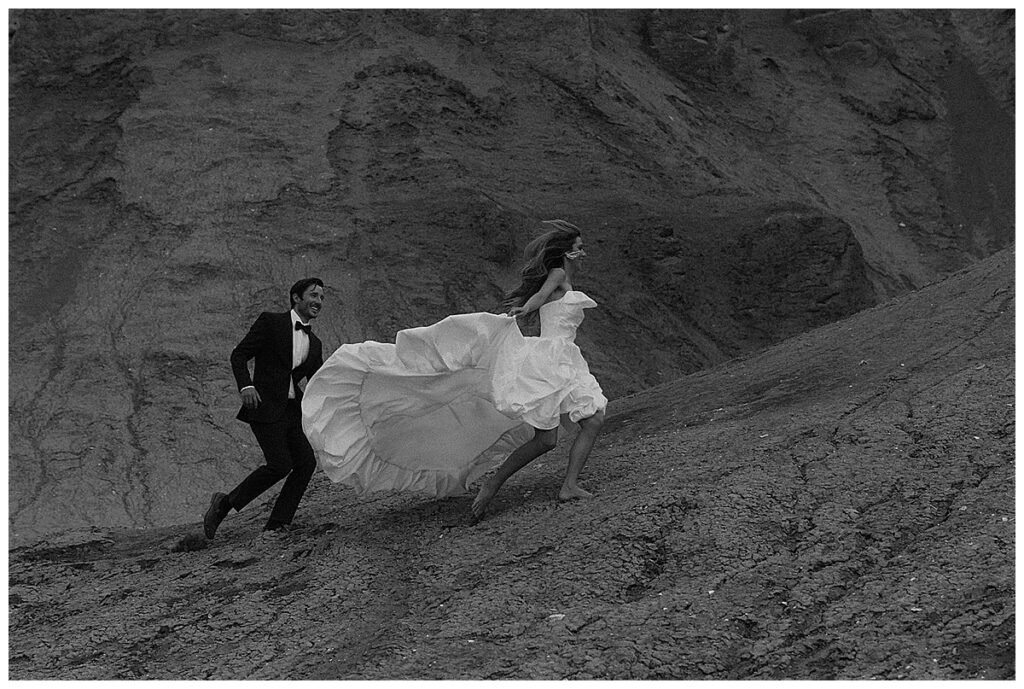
[{"x1": 203, "y1": 277, "x2": 326, "y2": 539}]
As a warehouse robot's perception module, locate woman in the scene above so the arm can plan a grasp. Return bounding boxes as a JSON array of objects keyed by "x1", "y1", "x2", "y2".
[
  {"x1": 301, "y1": 219, "x2": 607, "y2": 521},
  {"x1": 471, "y1": 220, "x2": 606, "y2": 519}
]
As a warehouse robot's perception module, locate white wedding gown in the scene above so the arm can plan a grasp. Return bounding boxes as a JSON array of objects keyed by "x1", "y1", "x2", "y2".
[{"x1": 301, "y1": 290, "x2": 607, "y2": 496}]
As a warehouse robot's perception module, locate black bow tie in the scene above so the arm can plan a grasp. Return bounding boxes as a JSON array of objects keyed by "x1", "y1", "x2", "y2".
[{"x1": 295, "y1": 322, "x2": 312, "y2": 334}]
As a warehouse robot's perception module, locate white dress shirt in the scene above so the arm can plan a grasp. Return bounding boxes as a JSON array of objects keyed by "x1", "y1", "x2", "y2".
[{"x1": 289, "y1": 309, "x2": 311, "y2": 399}]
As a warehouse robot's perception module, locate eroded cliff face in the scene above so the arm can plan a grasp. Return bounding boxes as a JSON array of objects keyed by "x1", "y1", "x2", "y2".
[{"x1": 8, "y1": 9, "x2": 1014, "y2": 541}]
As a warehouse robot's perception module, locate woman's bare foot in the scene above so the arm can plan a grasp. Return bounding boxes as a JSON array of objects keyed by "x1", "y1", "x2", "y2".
[
  {"x1": 471, "y1": 478, "x2": 499, "y2": 522},
  {"x1": 558, "y1": 484, "x2": 594, "y2": 501}
]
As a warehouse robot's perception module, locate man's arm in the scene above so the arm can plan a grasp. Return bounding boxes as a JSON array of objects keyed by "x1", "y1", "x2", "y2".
[
  {"x1": 230, "y1": 312, "x2": 271, "y2": 391},
  {"x1": 309, "y1": 337, "x2": 324, "y2": 375}
]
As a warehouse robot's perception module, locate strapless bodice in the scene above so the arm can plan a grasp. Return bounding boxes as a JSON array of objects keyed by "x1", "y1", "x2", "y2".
[{"x1": 538, "y1": 290, "x2": 597, "y2": 341}]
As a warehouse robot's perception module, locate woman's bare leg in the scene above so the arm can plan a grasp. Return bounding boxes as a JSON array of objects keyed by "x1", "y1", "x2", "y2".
[
  {"x1": 559, "y1": 410, "x2": 605, "y2": 501},
  {"x1": 472, "y1": 428, "x2": 558, "y2": 520}
]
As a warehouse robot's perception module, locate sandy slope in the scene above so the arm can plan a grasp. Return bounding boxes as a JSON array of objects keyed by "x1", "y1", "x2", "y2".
[{"x1": 9, "y1": 247, "x2": 1012, "y2": 680}]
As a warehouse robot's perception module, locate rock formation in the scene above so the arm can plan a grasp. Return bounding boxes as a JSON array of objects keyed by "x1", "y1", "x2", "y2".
[
  {"x1": 9, "y1": 247, "x2": 1014, "y2": 680},
  {"x1": 8, "y1": 9, "x2": 1014, "y2": 546}
]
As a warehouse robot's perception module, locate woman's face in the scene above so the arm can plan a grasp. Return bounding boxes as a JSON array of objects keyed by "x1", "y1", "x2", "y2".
[{"x1": 565, "y1": 236, "x2": 586, "y2": 261}]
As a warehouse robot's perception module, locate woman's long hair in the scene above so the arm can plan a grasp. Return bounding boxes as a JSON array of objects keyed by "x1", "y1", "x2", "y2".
[{"x1": 502, "y1": 219, "x2": 582, "y2": 310}]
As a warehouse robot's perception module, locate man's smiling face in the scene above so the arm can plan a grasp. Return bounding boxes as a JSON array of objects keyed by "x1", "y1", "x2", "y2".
[{"x1": 294, "y1": 284, "x2": 324, "y2": 321}]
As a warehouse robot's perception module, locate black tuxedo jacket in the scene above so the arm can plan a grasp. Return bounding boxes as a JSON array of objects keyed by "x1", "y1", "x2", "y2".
[{"x1": 230, "y1": 311, "x2": 324, "y2": 424}]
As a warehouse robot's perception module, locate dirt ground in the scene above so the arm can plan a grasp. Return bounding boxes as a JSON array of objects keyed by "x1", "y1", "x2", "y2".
[{"x1": 9, "y1": 249, "x2": 1013, "y2": 680}]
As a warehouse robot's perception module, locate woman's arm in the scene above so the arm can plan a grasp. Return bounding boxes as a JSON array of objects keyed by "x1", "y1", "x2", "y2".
[{"x1": 509, "y1": 268, "x2": 565, "y2": 316}]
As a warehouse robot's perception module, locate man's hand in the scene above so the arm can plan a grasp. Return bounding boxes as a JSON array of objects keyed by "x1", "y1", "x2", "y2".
[{"x1": 241, "y1": 387, "x2": 262, "y2": 410}]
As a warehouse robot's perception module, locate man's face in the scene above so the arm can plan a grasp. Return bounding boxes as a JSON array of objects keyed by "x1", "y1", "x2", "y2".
[{"x1": 294, "y1": 284, "x2": 325, "y2": 321}]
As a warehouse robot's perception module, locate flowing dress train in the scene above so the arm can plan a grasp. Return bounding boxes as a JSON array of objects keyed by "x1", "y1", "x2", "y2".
[{"x1": 301, "y1": 290, "x2": 607, "y2": 496}]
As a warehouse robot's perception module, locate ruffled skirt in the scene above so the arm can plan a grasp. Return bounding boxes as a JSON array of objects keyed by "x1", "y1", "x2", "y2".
[{"x1": 301, "y1": 312, "x2": 607, "y2": 496}]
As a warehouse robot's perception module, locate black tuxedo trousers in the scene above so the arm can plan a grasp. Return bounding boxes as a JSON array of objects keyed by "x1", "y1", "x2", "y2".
[{"x1": 228, "y1": 399, "x2": 315, "y2": 524}]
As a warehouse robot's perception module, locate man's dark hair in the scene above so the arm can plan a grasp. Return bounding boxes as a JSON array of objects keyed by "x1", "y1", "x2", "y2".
[{"x1": 289, "y1": 277, "x2": 324, "y2": 308}]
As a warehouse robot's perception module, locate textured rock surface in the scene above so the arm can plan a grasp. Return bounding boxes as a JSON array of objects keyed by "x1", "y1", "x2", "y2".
[
  {"x1": 7, "y1": 10, "x2": 1014, "y2": 550},
  {"x1": 9, "y1": 249, "x2": 1013, "y2": 680}
]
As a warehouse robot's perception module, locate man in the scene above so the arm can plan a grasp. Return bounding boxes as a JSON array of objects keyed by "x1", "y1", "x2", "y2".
[{"x1": 203, "y1": 277, "x2": 326, "y2": 539}]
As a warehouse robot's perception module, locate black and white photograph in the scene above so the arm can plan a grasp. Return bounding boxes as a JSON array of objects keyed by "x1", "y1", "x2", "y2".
[{"x1": 7, "y1": 6, "x2": 1015, "y2": 680}]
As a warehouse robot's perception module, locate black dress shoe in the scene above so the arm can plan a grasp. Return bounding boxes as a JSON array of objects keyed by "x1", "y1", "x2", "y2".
[{"x1": 203, "y1": 492, "x2": 230, "y2": 539}]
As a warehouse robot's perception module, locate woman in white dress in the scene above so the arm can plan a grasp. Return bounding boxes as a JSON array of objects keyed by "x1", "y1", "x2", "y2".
[
  {"x1": 301, "y1": 219, "x2": 607, "y2": 521},
  {"x1": 470, "y1": 220, "x2": 606, "y2": 519}
]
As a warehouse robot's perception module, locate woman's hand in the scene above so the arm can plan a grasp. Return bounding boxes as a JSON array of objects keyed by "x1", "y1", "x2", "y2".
[{"x1": 507, "y1": 306, "x2": 526, "y2": 318}]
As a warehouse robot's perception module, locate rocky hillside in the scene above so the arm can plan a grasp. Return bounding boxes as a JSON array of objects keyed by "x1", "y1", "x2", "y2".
[
  {"x1": 8, "y1": 9, "x2": 1014, "y2": 542},
  {"x1": 9, "y1": 248, "x2": 1014, "y2": 680}
]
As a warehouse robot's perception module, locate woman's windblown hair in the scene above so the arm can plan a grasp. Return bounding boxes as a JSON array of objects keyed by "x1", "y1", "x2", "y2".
[{"x1": 502, "y1": 219, "x2": 582, "y2": 310}]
